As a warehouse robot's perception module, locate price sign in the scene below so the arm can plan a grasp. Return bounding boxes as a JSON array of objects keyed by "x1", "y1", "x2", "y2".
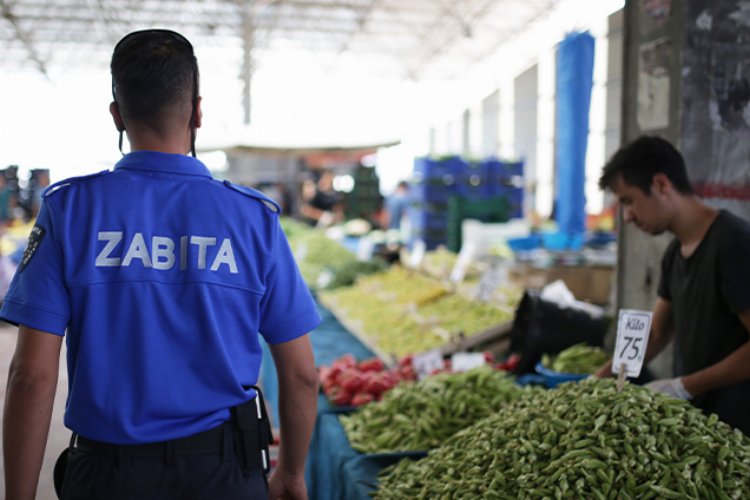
[
  {"x1": 612, "y1": 309, "x2": 652, "y2": 378},
  {"x1": 450, "y1": 241, "x2": 476, "y2": 284},
  {"x1": 475, "y1": 263, "x2": 506, "y2": 302},
  {"x1": 408, "y1": 239, "x2": 426, "y2": 269},
  {"x1": 451, "y1": 352, "x2": 486, "y2": 372},
  {"x1": 412, "y1": 349, "x2": 445, "y2": 380}
]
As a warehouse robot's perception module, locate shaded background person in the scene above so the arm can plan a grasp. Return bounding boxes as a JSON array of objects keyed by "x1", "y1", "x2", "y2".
[
  {"x1": 383, "y1": 180, "x2": 409, "y2": 230},
  {"x1": 299, "y1": 170, "x2": 343, "y2": 227},
  {"x1": 1, "y1": 29, "x2": 320, "y2": 500},
  {"x1": 596, "y1": 135, "x2": 750, "y2": 435},
  {"x1": 0, "y1": 175, "x2": 12, "y2": 225}
]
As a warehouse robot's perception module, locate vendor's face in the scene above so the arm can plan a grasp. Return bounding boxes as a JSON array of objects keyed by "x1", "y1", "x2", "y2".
[{"x1": 610, "y1": 175, "x2": 670, "y2": 235}]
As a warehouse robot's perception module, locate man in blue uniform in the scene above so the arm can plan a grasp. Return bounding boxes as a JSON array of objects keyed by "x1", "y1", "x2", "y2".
[{"x1": 2, "y1": 29, "x2": 321, "y2": 499}]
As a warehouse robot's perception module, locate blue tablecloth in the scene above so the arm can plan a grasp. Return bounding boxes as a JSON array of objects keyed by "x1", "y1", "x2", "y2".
[
  {"x1": 259, "y1": 300, "x2": 380, "y2": 499},
  {"x1": 308, "y1": 409, "x2": 427, "y2": 500},
  {"x1": 259, "y1": 302, "x2": 376, "y2": 427}
]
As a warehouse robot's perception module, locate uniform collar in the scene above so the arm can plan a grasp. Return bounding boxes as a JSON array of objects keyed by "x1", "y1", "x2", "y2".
[{"x1": 114, "y1": 151, "x2": 212, "y2": 178}]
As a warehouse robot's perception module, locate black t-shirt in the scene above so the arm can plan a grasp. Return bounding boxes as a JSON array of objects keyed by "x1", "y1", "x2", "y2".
[
  {"x1": 658, "y1": 209, "x2": 750, "y2": 434},
  {"x1": 309, "y1": 190, "x2": 340, "y2": 212}
]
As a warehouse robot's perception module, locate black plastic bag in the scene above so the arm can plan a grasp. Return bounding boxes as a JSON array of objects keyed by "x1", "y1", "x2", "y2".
[{"x1": 509, "y1": 291, "x2": 609, "y2": 374}]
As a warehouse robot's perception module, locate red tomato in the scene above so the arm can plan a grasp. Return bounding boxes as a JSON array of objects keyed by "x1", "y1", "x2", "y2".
[
  {"x1": 358, "y1": 357, "x2": 385, "y2": 372},
  {"x1": 338, "y1": 369, "x2": 365, "y2": 393},
  {"x1": 351, "y1": 392, "x2": 375, "y2": 407},
  {"x1": 328, "y1": 386, "x2": 352, "y2": 406}
]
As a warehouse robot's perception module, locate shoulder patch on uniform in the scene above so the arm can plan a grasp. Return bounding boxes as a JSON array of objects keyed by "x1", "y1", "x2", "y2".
[
  {"x1": 43, "y1": 170, "x2": 110, "y2": 198},
  {"x1": 223, "y1": 180, "x2": 281, "y2": 213},
  {"x1": 19, "y1": 223, "x2": 46, "y2": 272}
]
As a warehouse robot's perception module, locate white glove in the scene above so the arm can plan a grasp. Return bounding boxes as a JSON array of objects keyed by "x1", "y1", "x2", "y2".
[
  {"x1": 645, "y1": 377, "x2": 693, "y2": 400},
  {"x1": 317, "y1": 211, "x2": 334, "y2": 228}
]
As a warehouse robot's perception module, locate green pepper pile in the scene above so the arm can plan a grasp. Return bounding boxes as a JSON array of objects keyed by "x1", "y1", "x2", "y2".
[
  {"x1": 541, "y1": 343, "x2": 610, "y2": 375},
  {"x1": 341, "y1": 367, "x2": 526, "y2": 453},
  {"x1": 376, "y1": 378, "x2": 750, "y2": 499}
]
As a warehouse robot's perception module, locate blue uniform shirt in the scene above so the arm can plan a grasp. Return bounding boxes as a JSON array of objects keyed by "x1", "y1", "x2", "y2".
[{"x1": 0, "y1": 151, "x2": 321, "y2": 444}]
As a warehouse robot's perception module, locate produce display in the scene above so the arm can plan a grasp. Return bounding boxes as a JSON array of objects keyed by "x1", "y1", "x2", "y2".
[
  {"x1": 320, "y1": 266, "x2": 513, "y2": 358},
  {"x1": 419, "y1": 246, "x2": 483, "y2": 281},
  {"x1": 279, "y1": 217, "x2": 312, "y2": 242},
  {"x1": 376, "y1": 378, "x2": 750, "y2": 499},
  {"x1": 321, "y1": 259, "x2": 389, "y2": 290},
  {"x1": 541, "y1": 343, "x2": 610, "y2": 374},
  {"x1": 341, "y1": 367, "x2": 526, "y2": 453},
  {"x1": 354, "y1": 266, "x2": 448, "y2": 306},
  {"x1": 292, "y1": 230, "x2": 358, "y2": 287},
  {"x1": 318, "y1": 354, "x2": 413, "y2": 407},
  {"x1": 417, "y1": 294, "x2": 512, "y2": 338}
]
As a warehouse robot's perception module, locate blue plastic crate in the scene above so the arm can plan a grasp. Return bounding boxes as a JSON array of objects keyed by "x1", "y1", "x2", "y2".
[
  {"x1": 542, "y1": 231, "x2": 584, "y2": 251},
  {"x1": 410, "y1": 180, "x2": 459, "y2": 203},
  {"x1": 486, "y1": 159, "x2": 524, "y2": 177},
  {"x1": 413, "y1": 156, "x2": 465, "y2": 180},
  {"x1": 491, "y1": 187, "x2": 523, "y2": 218},
  {"x1": 507, "y1": 235, "x2": 543, "y2": 252},
  {"x1": 410, "y1": 235, "x2": 446, "y2": 251},
  {"x1": 409, "y1": 199, "x2": 448, "y2": 212},
  {"x1": 457, "y1": 176, "x2": 492, "y2": 199},
  {"x1": 409, "y1": 208, "x2": 448, "y2": 231},
  {"x1": 535, "y1": 362, "x2": 587, "y2": 388}
]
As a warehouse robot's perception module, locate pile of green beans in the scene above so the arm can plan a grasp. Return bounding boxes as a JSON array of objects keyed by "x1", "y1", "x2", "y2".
[
  {"x1": 340, "y1": 367, "x2": 526, "y2": 453},
  {"x1": 541, "y1": 343, "x2": 610, "y2": 374},
  {"x1": 376, "y1": 378, "x2": 750, "y2": 499}
]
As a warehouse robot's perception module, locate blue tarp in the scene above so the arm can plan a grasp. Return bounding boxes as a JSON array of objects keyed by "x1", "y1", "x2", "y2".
[
  {"x1": 555, "y1": 31, "x2": 595, "y2": 244},
  {"x1": 259, "y1": 301, "x2": 376, "y2": 427},
  {"x1": 259, "y1": 300, "x2": 378, "y2": 499}
]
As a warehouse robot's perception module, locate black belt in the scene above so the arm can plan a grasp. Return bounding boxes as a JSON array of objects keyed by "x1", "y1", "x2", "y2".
[
  {"x1": 75, "y1": 421, "x2": 229, "y2": 458},
  {"x1": 55, "y1": 389, "x2": 272, "y2": 498}
]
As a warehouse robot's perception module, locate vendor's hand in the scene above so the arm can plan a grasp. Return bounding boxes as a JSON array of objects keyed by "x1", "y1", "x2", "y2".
[
  {"x1": 645, "y1": 377, "x2": 693, "y2": 400},
  {"x1": 593, "y1": 359, "x2": 614, "y2": 378},
  {"x1": 268, "y1": 468, "x2": 308, "y2": 500},
  {"x1": 316, "y1": 211, "x2": 334, "y2": 228}
]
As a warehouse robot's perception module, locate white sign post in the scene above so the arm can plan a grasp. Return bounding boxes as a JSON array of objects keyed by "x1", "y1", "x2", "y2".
[{"x1": 612, "y1": 309, "x2": 652, "y2": 388}]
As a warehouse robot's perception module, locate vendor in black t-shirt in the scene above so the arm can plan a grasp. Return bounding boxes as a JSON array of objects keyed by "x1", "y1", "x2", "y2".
[
  {"x1": 300, "y1": 170, "x2": 343, "y2": 227},
  {"x1": 596, "y1": 135, "x2": 750, "y2": 435}
]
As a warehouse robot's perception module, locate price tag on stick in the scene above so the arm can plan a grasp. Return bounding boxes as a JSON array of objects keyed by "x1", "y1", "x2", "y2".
[
  {"x1": 612, "y1": 309, "x2": 652, "y2": 378},
  {"x1": 412, "y1": 349, "x2": 445, "y2": 380},
  {"x1": 451, "y1": 352, "x2": 486, "y2": 372},
  {"x1": 450, "y1": 241, "x2": 476, "y2": 284}
]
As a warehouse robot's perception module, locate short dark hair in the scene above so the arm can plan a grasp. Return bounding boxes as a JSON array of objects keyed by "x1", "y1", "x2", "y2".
[
  {"x1": 598, "y1": 135, "x2": 694, "y2": 195},
  {"x1": 111, "y1": 30, "x2": 199, "y2": 126}
]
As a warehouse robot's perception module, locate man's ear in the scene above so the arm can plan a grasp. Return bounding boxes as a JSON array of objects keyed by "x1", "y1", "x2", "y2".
[
  {"x1": 193, "y1": 96, "x2": 202, "y2": 129},
  {"x1": 652, "y1": 173, "x2": 672, "y2": 195},
  {"x1": 109, "y1": 101, "x2": 125, "y2": 131}
]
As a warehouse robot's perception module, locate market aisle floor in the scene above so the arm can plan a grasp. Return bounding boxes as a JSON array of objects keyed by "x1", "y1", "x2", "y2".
[{"x1": 0, "y1": 323, "x2": 69, "y2": 500}]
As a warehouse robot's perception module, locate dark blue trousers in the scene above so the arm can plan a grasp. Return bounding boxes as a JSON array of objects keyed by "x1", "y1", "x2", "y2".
[{"x1": 59, "y1": 424, "x2": 268, "y2": 500}]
